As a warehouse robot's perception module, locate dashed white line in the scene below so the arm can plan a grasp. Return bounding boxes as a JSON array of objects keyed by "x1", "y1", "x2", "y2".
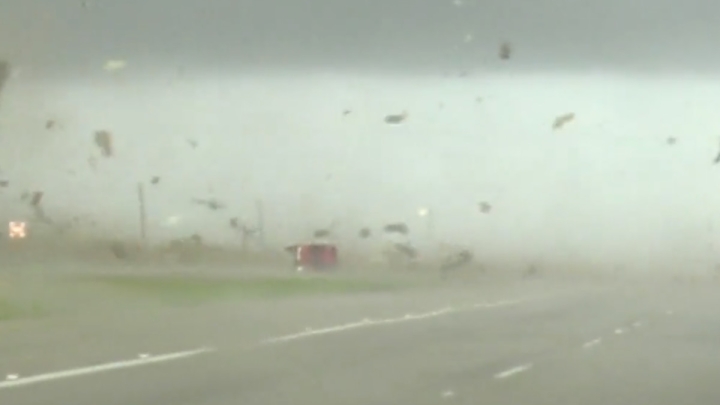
[
  {"x1": 494, "y1": 364, "x2": 533, "y2": 379},
  {"x1": 1, "y1": 296, "x2": 540, "y2": 390},
  {"x1": 582, "y1": 338, "x2": 602, "y2": 349},
  {"x1": 0, "y1": 347, "x2": 214, "y2": 390},
  {"x1": 632, "y1": 321, "x2": 642, "y2": 328},
  {"x1": 614, "y1": 328, "x2": 624, "y2": 335},
  {"x1": 262, "y1": 299, "x2": 529, "y2": 344}
]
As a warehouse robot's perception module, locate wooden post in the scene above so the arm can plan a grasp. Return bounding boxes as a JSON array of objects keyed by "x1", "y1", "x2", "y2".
[
  {"x1": 137, "y1": 182, "x2": 147, "y2": 244},
  {"x1": 255, "y1": 199, "x2": 265, "y2": 248}
]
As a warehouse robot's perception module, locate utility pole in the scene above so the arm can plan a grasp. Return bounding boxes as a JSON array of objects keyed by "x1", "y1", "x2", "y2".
[
  {"x1": 256, "y1": 199, "x2": 265, "y2": 248},
  {"x1": 137, "y1": 182, "x2": 147, "y2": 245}
]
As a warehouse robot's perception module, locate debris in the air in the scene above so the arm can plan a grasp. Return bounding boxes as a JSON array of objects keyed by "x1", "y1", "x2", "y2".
[
  {"x1": 229, "y1": 217, "x2": 240, "y2": 229},
  {"x1": 342, "y1": 109, "x2": 352, "y2": 116},
  {"x1": 193, "y1": 198, "x2": 225, "y2": 211},
  {"x1": 394, "y1": 243, "x2": 417, "y2": 258},
  {"x1": 384, "y1": 112, "x2": 408, "y2": 124},
  {"x1": 475, "y1": 97, "x2": 482, "y2": 103},
  {"x1": 552, "y1": 113, "x2": 575, "y2": 130},
  {"x1": 30, "y1": 191, "x2": 43, "y2": 207},
  {"x1": 667, "y1": 137, "x2": 676, "y2": 145},
  {"x1": 109, "y1": 241, "x2": 128, "y2": 259},
  {"x1": 359, "y1": 227, "x2": 371, "y2": 238},
  {"x1": 104, "y1": 60, "x2": 127, "y2": 71},
  {"x1": 190, "y1": 233, "x2": 203, "y2": 245},
  {"x1": 45, "y1": 120, "x2": 56, "y2": 130},
  {"x1": 384, "y1": 222, "x2": 409, "y2": 234},
  {"x1": 0, "y1": 180, "x2": 8, "y2": 187},
  {"x1": 499, "y1": 42, "x2": 512, "y2": 60},
  {"x1": 94, "y1": 130, "x2": 113, "y2": 156},
  {"x1": 478, "y1": 201, "x2": 492, "y2": 213},
  {"x1": 313, "y1": 229, "x2": 330, "y2": 238},
  {"x1": 150, "y1": 176, "x2": 160, "y2": 185},
  {"x1": 441, "y1": 249, "x2": 473, "y2": 272},
  {"x1": 186, "y1": 138, "x2": 198, "y2": 149}
]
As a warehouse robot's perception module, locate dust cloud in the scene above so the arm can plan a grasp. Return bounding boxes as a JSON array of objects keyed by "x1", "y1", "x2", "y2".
[{"x1": 0, "y1": 70, "x2": 718, "y2": 278}]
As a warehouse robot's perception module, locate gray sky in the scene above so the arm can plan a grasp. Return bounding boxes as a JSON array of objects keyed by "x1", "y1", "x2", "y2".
[{"x1": 1, "y1": 0, "x2": 720, "y2": 76}]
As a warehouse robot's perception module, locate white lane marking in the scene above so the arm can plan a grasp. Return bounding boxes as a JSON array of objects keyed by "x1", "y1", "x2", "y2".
[
  {"x1": 442, "y1": 390, "x2": 455, "y2": 398},
  {"x1": 582, "y1": 338, "x2": 602, "y2": 349},
  {"x1": 5, "y1": 374, "x2": 18, "y2": 381},
  {"x1": 632, "y1": 321, "x2": 642, "y2": 328},
  {"x1": 262, "y1": 299, "x2": 529, "y2": 344},
  {"x1": 0, "y1": 347, "x2": 214, "y2": 390},
  {"x1": 494, "y1": 363, "x2": 533, "y2": 379},
  {"x1": 614, "y1": 328, "x2": 624, "y2": 334}
]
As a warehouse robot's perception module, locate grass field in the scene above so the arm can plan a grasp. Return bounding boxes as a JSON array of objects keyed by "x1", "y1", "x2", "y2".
[
  {"x1": 0, "y1": 296, "x2": 45, "y2": 321},
  {"x1": 65, "y1": 274, "x2": 403, "y2": 305}
]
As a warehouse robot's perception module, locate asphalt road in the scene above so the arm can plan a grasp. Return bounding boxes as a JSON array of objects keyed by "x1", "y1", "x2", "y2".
[{"x1": 2, "y1": 279, "x2": 719, "y2": 404}]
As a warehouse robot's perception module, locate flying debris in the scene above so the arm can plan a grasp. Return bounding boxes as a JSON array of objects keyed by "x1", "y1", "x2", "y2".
[
  {"x1": 384, "y1": 222, "x2": 409, "y2": 234},
  {"x1": 499, "y1": 42, "x2": 512, "y2": 60},
  {"x1": 45, "y1": 120, "x2": 56, "y2": 130},
  {"x1": 478, "y1": 201, "x2": 492, "y2": 213},
  {"x1": 441, "y1": 249, "x2": 474, "y2": 272},
  {"x1": 667, "y1": 137, "x2": 677, "y2": 145},
  {"x1": 384, "y1": 112, "x2": 408, "y2": 124},
  {"x1": 552, "y1": 113, "x2": 575, "y2": 130},
  {"x1": 313, "y1": 229, "x2": 331, "y2": 238},
  {"x1": 186, "y1": 138, "x2": 198, "y2": 149},
  {"x1": 342, "y1": 109, "x2": 352, "y2": 116},
  {"x1": 358, "y1": 227, "x2": 371, "y2": 238},
  {"x1": 193, "y1": 198, "x2": 225, "y2": 211},
  {"x1": 0, "y1": 180, "x2": 8, "y2": 188},
  {"x1": 30, "y1": 191, "x2": 43, "y2": 207},
  {"x1": 94, "y1": 130, "x2": 113, "y2": 156},
  {"x1": 150, "y1": 176, "x2": 160, "y2": 185},
  {"x1": 394, "y1": 243, "x2": 417, "y2": 259}
]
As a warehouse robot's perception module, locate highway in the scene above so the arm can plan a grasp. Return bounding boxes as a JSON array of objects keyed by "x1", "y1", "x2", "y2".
[{"x1": 1, "y1": 279, "x2": 719, "y2": 404}]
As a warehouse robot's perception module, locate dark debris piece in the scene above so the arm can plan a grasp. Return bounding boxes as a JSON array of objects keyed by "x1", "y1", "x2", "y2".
[
  {"x1": 313, "y1": 229, "x2": 330, "y2": 238},
  {"x1": 342, "y1": 109, "x2": 352, "y2": 116},
  {"x1": 358, "y1": 227, "x2": 371, "y2": 238},
  {"x1": 94, "y1": 130, "x2": 113, "y2": 157},
  {"x1": 0, "y1": 180, "x2": 8, "y2": 187},
  {"x1": 394, "y1": 243, "x2": 417, "y2": 259},
  {"x1": 150, "y1": 176, "x2": 160, "y2": 185},
  {"x1": 478, "y1": 201, "x2": 492, "y2": 213},
  {"x1": 193, "y1": 198, "x2": 225, "y2": 211},
  {"x1": 45, "y1": 120, "x2": 56, "y2": 130},
  {"x1": 384, "y1": 222, "x2": 409, "y2": 234},
  {"x1": 384, "y1": 112, "x2": 407, "y2": 124},
  {"x1": 666, "y1": 137, "x2": 676, "y2": 145},
  {"x1": 499, "y1": 42, "x2": 512, "y2": 60},
  {"x1": 441, "y1": 250, "x2": 473, "y2": 271},
  {"x1": 229, "y1": 217, "x2": 240, "y2": 229},
  {"x1": 109, "y1": 241, "x2": 128, "y2": 259},
  {"x1": 30, "y1": 191, "x2": 43, "y2": 207}
]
